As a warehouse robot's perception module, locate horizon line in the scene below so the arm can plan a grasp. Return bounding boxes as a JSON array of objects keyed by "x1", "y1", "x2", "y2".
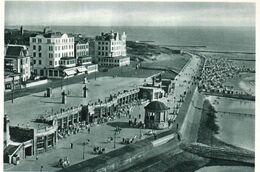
[{"x1": 5, "y1": 25, "x2": 255, "y2": 28}]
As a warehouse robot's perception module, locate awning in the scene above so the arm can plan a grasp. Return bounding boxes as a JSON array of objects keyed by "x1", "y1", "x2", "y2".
[
  {"x1": 76, "y1": 66, "x2": 87, "y2": 73},
  {"x1": 64, "y1": 69, "x2": 77, "y2": 76}
]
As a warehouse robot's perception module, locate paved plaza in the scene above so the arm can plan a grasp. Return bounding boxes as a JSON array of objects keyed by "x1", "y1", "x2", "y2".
[
  {"x1": 5, "y1": 77, "x2": 144, "y2": 126},
  {"x1": 4, "y1": 55, "x2": 203, "y2": 171}
]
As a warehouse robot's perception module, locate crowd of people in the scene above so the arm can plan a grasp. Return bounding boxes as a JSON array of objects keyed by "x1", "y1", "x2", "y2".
[{"x1": 198, "y1": 57, "x2": 245, "y2": 94}]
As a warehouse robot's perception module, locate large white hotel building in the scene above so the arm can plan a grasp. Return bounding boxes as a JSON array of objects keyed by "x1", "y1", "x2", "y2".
[
  {"x1": 94, "y1": 31, "x2": 130, "y2": 67},
  {"x1": 29, "y1": 32, "x2": 75, "y2": 77}
]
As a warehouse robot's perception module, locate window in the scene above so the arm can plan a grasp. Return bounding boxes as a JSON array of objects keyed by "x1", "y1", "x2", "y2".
[
  {"x1": 32, "y1": 38, "x2": 36, "y2": 43},
  {"x1": 47, "y1": 39, "x2": 51, "y2": 43},
  {"x1": 40, "y1": 69, "x2": 44, "y2": 76},
  {"x1": 33, "y1": 60, "x2": 36, "y2": 64},
  {"x1": 33, "y1": 45, "x2": 36, "y2": 50},
  {"x1": 38, "y1": 45, "x2": 42, "y2": 51},
  {"x1": 39, "y1": 53, "x2": 42, "y2": 57},
  {"x1": 39, "y1": 60, "x2": 42, "y2": 65},
  {"x1": 55, "y1": 61, "x2": 57, "y2": 65},
  {"x1": 54, "y1": 70, "x2": 58, "y2": 76},
  {"x1": 49, "y1": 46, "x2": 53, "y2": 51},
  {"x1": 38, "y1": 39, "x2": 42, "y2": 43},
  {"x1": 98, "y1": 52, "x2": 101, "y2": 55},
  {"x1": 49, "y1": 53, "x2": 53, "y2": 58},
  {"x1": 105, "y1": 52, "x2": 108, "y2": 56},
  {"x1": 102, "y1": 52, "x2": 104, "y2": 56},
  {"x1": 49, "y1": 70, "x2": 53, "y2": 76},
  {"x1": 98, "y1": 46, "x2": 101, "y2": 50},
  {"x1": 49, "y1": 61, "x2": 53, "y2": 65},
  {"x1": 67, "y1": 61, "x2": 69, "y2": 65},
  {"x1": 33, "y1": 52, "x2": 36, "y2": 57},
  {"x1": 102, "y1": 47, "x2": 104, "y2": 50}
]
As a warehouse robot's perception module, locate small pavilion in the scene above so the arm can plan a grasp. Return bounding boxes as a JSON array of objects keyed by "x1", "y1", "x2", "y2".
[{"x1": 144, "y1": 101, "x2": 170, "y2": 129}]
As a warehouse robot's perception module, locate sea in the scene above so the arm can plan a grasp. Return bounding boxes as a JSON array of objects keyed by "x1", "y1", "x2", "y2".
[{"x1": 6, "y1": 25, "x2": 255, "y2": 53}]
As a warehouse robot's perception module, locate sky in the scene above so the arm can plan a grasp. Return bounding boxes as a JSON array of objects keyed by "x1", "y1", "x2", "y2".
[{"x1": 5, "y1": 1, "x2": 255, "y2": 27}]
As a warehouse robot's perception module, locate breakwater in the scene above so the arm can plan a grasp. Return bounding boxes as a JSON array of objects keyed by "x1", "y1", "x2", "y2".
[
  {"x1": 203, "y1": 91, "x2": 255, "y2": 101},
  {"x1": 190, "y1": 49, "x2": 255, "y2": 55}
]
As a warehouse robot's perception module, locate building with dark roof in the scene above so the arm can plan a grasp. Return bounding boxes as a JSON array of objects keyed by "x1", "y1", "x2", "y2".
[
  {"x1": 5, "y1": 44, "x2": 31, "y2": 82},
  {"x1": 144, "y1": 101, "x2": 170, "y2": 129}
]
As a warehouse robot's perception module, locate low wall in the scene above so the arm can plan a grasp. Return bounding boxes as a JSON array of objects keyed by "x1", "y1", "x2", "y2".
[
  {"x1": 61, "y1": 129, "x2": 176, "y2": 172},
  {"x1": 25, "y1": 79, "x2": 48, "y2": 88},
  {"x1": 203, "y1": 91, "x2": 255, "y2": 101}
]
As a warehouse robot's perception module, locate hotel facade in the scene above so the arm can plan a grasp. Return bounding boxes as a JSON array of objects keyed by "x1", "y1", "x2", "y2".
[
  {"x1": 29, "y1": 33, "x2": 75, "y2": 78},
  {"x1": 29, "y1": 32, "x2": 97, "y2": 78},
  {"x1": 94, "y1": 31, "x2": 130, "y2": 67}
]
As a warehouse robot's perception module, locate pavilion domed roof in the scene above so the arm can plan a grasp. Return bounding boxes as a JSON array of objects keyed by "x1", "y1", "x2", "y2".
[{"x1": 145, "y1": 101, "x2": 169, "y2": 111}]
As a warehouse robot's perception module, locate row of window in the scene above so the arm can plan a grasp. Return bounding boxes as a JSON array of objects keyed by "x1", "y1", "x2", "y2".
[
  {"x1": 98, "y1": 46, "x2": 109, "y2": 51},
  {"x1": 97, "y1": 41, "x2": 124, "y2": 46},
  {"x1": 32, "y1": 38, "x2": 74, "y2": 44},
  {"x1": 77, "y1": 51, "x2": 88, "y2": 57},
  {"x1": 33, "y1": 52, "x2": 42, "y2": 58},
  {"x1": 77, "y1": 45, "x2": 89, "y2": 49},
  {"x1": 60, "y1": 60, "x2": 75, "y2": 65},
  {"x1": 33, "y1": 45, "x2": 41, "y2": 51},
  {"x1": 49, "y1": 51, "x2": 74, "y2": 58},
  {"x1": 32, "y1": 38, "x2": 42, "y2": 43},
  {"x1": 98, "y1": 41, "x2": 109, "y2": 45},
  {"x1": 111, "y1": 41, "x2": 123, "y2": 45},
  {"x1": 98, "y1": 52, "x2": 109, "y2": 56}
]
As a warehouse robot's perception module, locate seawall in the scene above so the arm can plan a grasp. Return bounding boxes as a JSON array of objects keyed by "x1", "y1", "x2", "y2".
[{"x1": 180, "y1": 87, "x2": 204, "y2": 143}]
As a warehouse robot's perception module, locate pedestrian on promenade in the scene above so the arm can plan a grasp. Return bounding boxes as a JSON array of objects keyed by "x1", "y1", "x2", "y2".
[
  {"x1": 138, "y1": 114, "x2": 141, "y2": 119},
  {"x1": 153, "y1": 133, "x2": 157, "y2": 140},
  {"x1": 177, "y1": 133, "x2": 181, "y2": 141},
  {"x1": 71, "y1": 143, "x2": 73, "y2": 149},
  {"x1": 176, "y1": 123, "x2": 179, "y2": 129},
  {"x1": 88, "y1": 127, "x2": 90, "y2": 134}
]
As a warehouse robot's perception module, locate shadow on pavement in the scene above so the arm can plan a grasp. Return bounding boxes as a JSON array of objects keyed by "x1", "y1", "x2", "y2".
[
  {"x1": 107, "y1": 122, "x2": 138, "y2": 129},
  {"x1": 32, "y1": 95, "x2": 45, "y2": 98},
  {"x1": 41, "y1": 101, "x2": 63, "y2": 104},
  {"x1": 67, "y1": 95, "x2": 83, "y2": 98}
]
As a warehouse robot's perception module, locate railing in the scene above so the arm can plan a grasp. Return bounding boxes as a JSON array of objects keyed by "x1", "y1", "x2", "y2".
[{"x1": 36, "y1": 125, "x2": 57, "y2": 134}]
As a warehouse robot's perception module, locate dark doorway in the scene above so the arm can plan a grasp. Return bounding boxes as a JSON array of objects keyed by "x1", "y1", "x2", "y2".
[{"x1": 25, "y1": 146, "x2": 32, "y2": 157}]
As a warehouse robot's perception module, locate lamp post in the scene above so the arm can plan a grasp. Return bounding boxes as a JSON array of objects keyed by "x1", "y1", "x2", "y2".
[
  {"x1": 139, "y1": 126, "x2": 142, "y2": 139},
  {"x1": 113, "y1": 130, "x2": 116, "y2": 149},
  {"x1": 95, "y1": 65, "x2": 97, "y2": 81},
  {"x1": 11, "y1": 76, "x2": 14, "y2": 103}
]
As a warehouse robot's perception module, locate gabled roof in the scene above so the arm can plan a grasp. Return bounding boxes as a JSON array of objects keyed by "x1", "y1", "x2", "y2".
[{"x1": 5, "y1": 45, "x2": 28, "y2": 58}]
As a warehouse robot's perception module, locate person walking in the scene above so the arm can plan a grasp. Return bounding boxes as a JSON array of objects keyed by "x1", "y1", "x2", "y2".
[
  {"x1": 88, "y1": 127, "x2": 90, "y2": 134},
  {"x1": 71, "y1": 143, "x2": 73, "y2": 149}
]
